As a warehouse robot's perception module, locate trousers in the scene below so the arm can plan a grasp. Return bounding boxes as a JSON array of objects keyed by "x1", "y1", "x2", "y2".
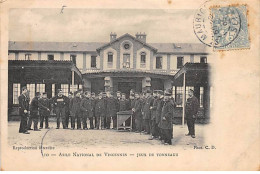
[
  {"x1": 143, "y1": 119, "x2": 150, "y2": 133},
  {"x1": 19, "y1": 114, "x2": 28, "y2": 133},
  {"x1": 187, "y1": 118, "x2": 196, "y2": 135},
  {"x1": 96, "y1": 116, "x2": 105, "y2": 129},
  {"x1": 40, "y1": 113, "x2": 49, "y2": 128},
  {"x1": 55, "y1": 107, "x2": 66, "y2": 129}
]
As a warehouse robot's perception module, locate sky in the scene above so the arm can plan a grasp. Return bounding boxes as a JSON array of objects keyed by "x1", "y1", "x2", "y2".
[{"x1": 9, "y1": 8, "x2": 200, "y2": 43}]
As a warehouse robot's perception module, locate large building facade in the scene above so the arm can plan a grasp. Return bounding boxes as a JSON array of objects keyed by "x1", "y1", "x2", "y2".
[{"x1": 8, "y1": 33, "x2": 212, "y2": 121}]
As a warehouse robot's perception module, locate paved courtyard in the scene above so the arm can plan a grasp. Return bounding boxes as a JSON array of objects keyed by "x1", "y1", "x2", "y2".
[{"x1": 8, "y1": 121, "x2": 206, "y2": 150}]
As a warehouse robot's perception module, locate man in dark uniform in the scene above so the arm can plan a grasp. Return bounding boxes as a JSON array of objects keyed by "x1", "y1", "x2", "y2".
[
  {"x1": 158, "y1": 89, "x2": 175, "y2": 145},
  {"x1": 119, "y1": 93, "x2": 130, "y2": 111},
  {"x1": 105, "y1": 91, "x2": 117, "y2": 129},
  {"x1": 80, "y1": 91, "x2": 92, "y2": 129},
  {"x1": 18, "y1": 86, "x2": 30, "y2": 134},
  {"x1": 65, "y1": 92, "x2": 73, "y2": 128},
  {"x1": 142, "y1": 90, "x2": 154, "y2": 134},
  {"x1": 91, "y1": 92, "x2": 96, "y2": 129},
  {"x1": 52, "y1": 89, "x2": 69, "y2": 129},
  {"x1": 126, "y1": 93, "x2": 135, "y2": 128},
  {"x1": 70, "y1": 91, "x2": 82, "y2": 129},
  {"x1": 155, "y1": 90, "x2": 164, "y2": 140},
  {"x1": 39, "y1": 92, "x2": 50, "y2": 129},
  {"x1": 185, "y1": 89, "x2": 199, "y2": 138},
  {"x1": 149, "y1": 90, "x2": 159, "y2": 140},
  {"x1": 95, "y1": 92, "x2": 106, "y2": 129},
  {"x1": 30, "y1": 92, "x2": 41, "y2": 131},
  {"x1": 132, "y1": 92, "x2": 142, "y2": 133}
]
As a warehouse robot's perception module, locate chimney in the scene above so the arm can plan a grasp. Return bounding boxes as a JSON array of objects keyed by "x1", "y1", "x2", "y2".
[
  {"x1": 135, "y1": 32, "x2": 146, "y2": 43},
  {"x1": 110, "y1": 32, "x2": 117, "y2": 42}
]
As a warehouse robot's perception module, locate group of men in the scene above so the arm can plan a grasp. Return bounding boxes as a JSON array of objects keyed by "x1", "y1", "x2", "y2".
[{"x1": 18, "y1": 86, "x2": 199, "y2": 145}]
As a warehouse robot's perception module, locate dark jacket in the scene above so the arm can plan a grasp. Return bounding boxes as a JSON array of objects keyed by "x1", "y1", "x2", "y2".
[
  {"x1": 30, "y1": 97, "x2": 40, "y2": 116},
  {"x1": 185, "y1": 96, "x2": 199, "y2": 118},
  {"x1": 158, "y1": 100, "x2": 174, "y2": 130},
  {"x1": 39, "y1": 98, "x2": 50, "y2": 115},
  {"x1": 133, "y1": 98, "x2": 143, "y2": 119},
  {"x1": 142, "y1": 96, "x2": 154, "y2": 120},
  {"x1": 18, "y1": 94, "x2": 29, "y2": 116},
  {"x1": 95, "y1": 98, "x2": 106, "y2": 117},
  {"x1": 151, "y1": 97, "x2": 159, "y2": 120},
  {"x1": 106, "y1": 97, "x2": 117, "y2": 117},
  {"x1": 70, "y1": 97, "x2": 82, "y2": 117},
  {"x1": 90, "y1": 98, "x2": 96, "y2": 117},
  {"x1": 80, "y1": 97, "x2": 92, "y2": 117},
  {"x1": 52, "y1": 95, "x2": 68, "y2": 108},
  {"x1": 155, "y1": 98, "x2": 164, "y2": 124},
  {"x1": 119, "y1": 99, "x2": 130, "y2": 111},
  {"x1": 130, "y1": 99, "x2": 136, "y2": 109}
]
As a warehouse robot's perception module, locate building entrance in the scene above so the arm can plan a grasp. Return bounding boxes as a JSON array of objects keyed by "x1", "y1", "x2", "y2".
[{"x1": 117, "y1": 82, "x2": 136, "y2": 98}]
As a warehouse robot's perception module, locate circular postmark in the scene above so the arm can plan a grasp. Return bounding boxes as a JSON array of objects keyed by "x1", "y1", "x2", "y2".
[
  {"x1": 193, "y1": 0, "x2": 214, "y2": 47},
  {"x1": 211, "y1": 6, "x2": 241, "y2": 47}
]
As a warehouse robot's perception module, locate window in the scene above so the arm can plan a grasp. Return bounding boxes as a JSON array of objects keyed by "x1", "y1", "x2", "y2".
[
  {"x1": 124, "y1": 43, "x2": 130, "y2": 50},
  {"x1": 108, "y1": 52, "x2": 113, "y2": 63},
  {"x1": 52, "y1": 84, "x2": 55, "y2": 97},
  {"x1": 141, "y1": 52, "x2": 146, "y2": 66},
  {"x1": 13, "y1": 83, "x2": 20, "y2": 104},
  {"x1": 79, "y1": 84, "x2": 83, "y2": 89},
  {"x1": 70, "y1": 55, "x2": 77, "y2": 64},
  {"x1": 26, "y1": 84, "x2": 35, "y2": 101},
  {"x1": 123, "y1": 54, "x2": 130, "y2": 68},
  {"x1": 36, "y1": 84, "x2": 45, "y2": 93},
  {"x1": 200, "y1": 87, "x2": 204, "y2": 107},
  {"x1": 48, "y1": 54, "x2": 54, "y2": 61},
  {"x1": 61, "y1": 84, "x2": 69, "y2": 96},
  {"x1": 25, "y1": 54, "x2": 31, "y2": 60},
  {"x1": 156, "y1": 57, "x2": 162, "y2": 69},
  {"x1": 70, "y1": 85, "x2": 78, "y2": 93},
  {"x1": 176, "y1": 86, "x2": 183, "y2": 107},
  {"x1": 200, "y1": 56, "x2": 207, "y2": 63},
  {"x1": 177, "y1": 57, "x2": 184, "y2": 69},
  {"x1": 91, "y1": 56, "x2": 97, "y2": 68}
]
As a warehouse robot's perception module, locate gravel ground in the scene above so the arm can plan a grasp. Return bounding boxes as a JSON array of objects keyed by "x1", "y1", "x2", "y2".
[{"x1": 8, "y1": 121, "x2": 205, "y2": 150}]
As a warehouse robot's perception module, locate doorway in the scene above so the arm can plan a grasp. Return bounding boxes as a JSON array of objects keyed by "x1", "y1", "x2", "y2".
[{"x1": 118, "y1": 82, "x2": 136, "y2": 98}]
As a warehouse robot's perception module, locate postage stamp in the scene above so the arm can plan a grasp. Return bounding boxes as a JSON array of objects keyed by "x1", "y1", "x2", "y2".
[{"x1": 211, "y1": 5, "x2": 250, "y2": 51}]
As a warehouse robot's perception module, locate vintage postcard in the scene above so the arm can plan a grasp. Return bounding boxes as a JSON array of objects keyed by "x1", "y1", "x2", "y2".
[{"x1": 0, "y1": 0, "x2": 259, "y2": 171}]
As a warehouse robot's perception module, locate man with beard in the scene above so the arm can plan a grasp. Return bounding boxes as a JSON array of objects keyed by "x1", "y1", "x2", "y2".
[
  {"x1": 158, "y1": 89, "x2": 175, "y2": 145},
  {"x1": 80, "y1": 91, "x2": 93, "y2": 129},
  {"x1": 185, "y1": 89, "x2": 199, "y2": 138},
  {"x1": 105, "y1": 91, "x2": 117, "y2": 129},
  {"x1": 142, "y1": 90, "x2": 154, "y2": 134},
  {"x1": 18, "y1": 86, "x2": 30, "y2": 134}
]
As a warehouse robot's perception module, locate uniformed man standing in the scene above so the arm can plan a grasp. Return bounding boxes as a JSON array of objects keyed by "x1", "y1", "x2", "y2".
[
  {"x1": 52, "y1": 89, "x2": 69, "y2": 129},
  {"x1": 80, "y1": 91, "x2": 92, "y2": 129},
  {"x1": 91, "y1": 92, "x2": 96, "y2": 129},
  {"x1": 65, "y1": 92, "x2": 73, "y2": 128},
  {"x1": 119, "y1": 93, "x2": 130, "y2": 111},
  {"x1": 30, "y1": 92, "x2": 41, "y2": 131},
  {"x1": 95, "y1": 92, "x2": 106, "y2": 129},
  {"x1": 132, "y1": 92, "x2": 142, "y2": 133},
  {"x1": 142, "y1": 90, "x2": 154, "y2": 134},
  {"x1": 155, "y1": 90, "x2": 164, "y2": 140},
  {"x1": 70, "y1": 91, "x2": 82, "y2": 129},
  {"x1": 185, "y1": 89, "x2": 199, "y2": 138},
  {"x1": 158, "y1": 89, "x2": 174, "y2": 145},
  {"x1": 18, "y1": 86, "x2": 30, "y2": 134},
  {"x1": 149, "y1": 90, "x2": 159, "y2": 140},
  {"x1": 105, "y1": 91, "x2": 117, "y2": 129},
  {"x1": 39, "y1": 92, "x2": 50, "y2": 129}
]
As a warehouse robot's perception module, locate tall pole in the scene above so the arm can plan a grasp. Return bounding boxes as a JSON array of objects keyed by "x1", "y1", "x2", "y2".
[
  {"x1": 72, "y1": 70, "x2": 75, "y2": 92},
  {"x1": 182, "y1": 73, "x2": 186, "y2": 127}
]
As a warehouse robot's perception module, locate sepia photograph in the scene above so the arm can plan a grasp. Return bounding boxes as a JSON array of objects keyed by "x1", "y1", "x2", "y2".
[{"x1": 0, "y1": 0, "x2": 259, "y2": 171}]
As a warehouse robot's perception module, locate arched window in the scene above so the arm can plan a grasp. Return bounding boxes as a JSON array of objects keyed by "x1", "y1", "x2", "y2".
[{"x1": 141, "y1": 52, "x2": 146, "y2": 64}]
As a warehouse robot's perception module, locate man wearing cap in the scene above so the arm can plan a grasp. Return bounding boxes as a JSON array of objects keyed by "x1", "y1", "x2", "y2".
[
  {"x1": 105, "y1": 91, "x2": 117, "y2": 129},
  {"x1": 70, "y1": 91, "x2": 82, "y2": 129},
  {"x1": 149, "y1": 90, "x2": 160, "y2": 140},
  {"x1": 52, "y1": 89, "x2": 69, "y2": 129},
  {"x1": 39, "y1": 92, "x2": 50, "y2": 129},
  {"x1": 185, "y1": 89, "x2": 199, "y2": 138},
  {"x1": 80, "y1": 91, "x2": 93, "y2": 129},
  {"x1": 132, "y1": 92, "x2": 142, "y2": 133},
  {"x1": 18, "y1": 86, "x2": 30, "y2": 134},
  {"x1": 95, "y1": 92, "x2": 106, "y2": 129},
  {"x1": 65, "y1": 92, "x2": 73, "y2": 128},
  {"x1": 142, "y1": 89, "x2": 154, "y2": 134},
  {"x1": 156, "y1": 90, "x2": 164, "y2": 140},
  {"x1": 30, "y1": 92, "x2": 41, "y2": 131},
  {"x1": 158, "y1": 89, "x2": 175, "y2": 145},
  {"x1": 125, "y1": 93, "x2": 135, "y2": 128},
  {"x1": 91, "y1": 92, "x2": 97, "y2": 129}
]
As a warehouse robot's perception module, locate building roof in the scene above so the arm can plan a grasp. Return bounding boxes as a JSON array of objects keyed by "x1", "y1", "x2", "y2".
[{"x1": 9, "y1": 40, "x2": 207, "y2": 54}]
